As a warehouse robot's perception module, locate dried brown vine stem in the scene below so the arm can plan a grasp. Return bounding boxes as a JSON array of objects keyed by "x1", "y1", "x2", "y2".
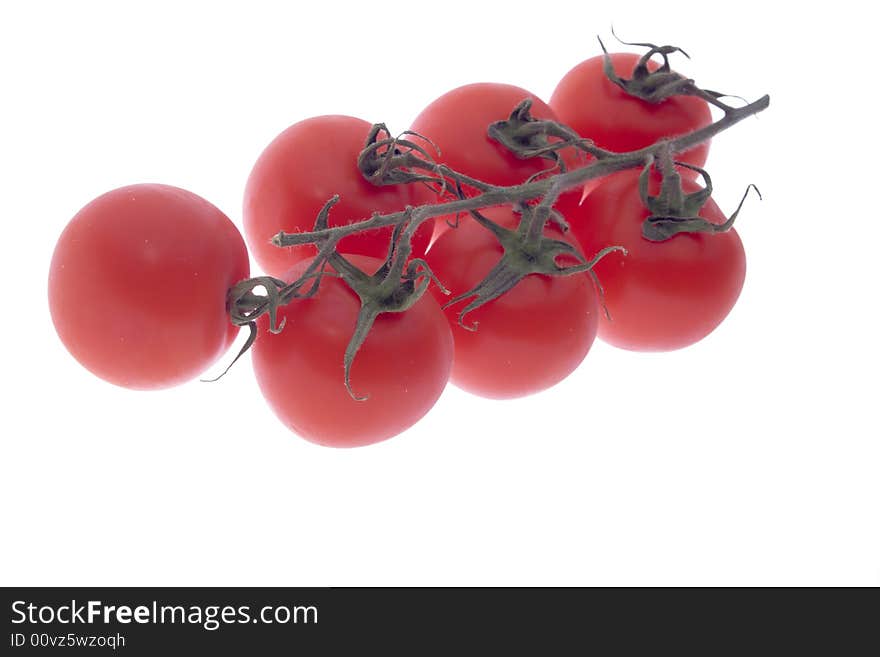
[{"x1": 223, "y1": 53, "x2": 769, "y2": 395}]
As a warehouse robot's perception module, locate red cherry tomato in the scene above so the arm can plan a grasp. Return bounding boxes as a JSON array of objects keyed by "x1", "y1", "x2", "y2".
[
  {"x1": 556, "y1": 170, "x2": 746, "y2": 351},
  {"x1": 426, "y1": 207, "x2": 599, "y2": 399},
  {"x1": 251, "y1": 256, "x2": 453, "y2": 447},
  {"x1": 244, "y1": 115, "x2": 436, "y2": 277},
  {"x1": 409, "y1": 83, "x2": 575, "y2": 242},
  {"x1": 550, "y1": 53, "x2": 712, "y2": 167},
  {"x1": 48, "y1": 184, "x2": 249, "y2": 389}
]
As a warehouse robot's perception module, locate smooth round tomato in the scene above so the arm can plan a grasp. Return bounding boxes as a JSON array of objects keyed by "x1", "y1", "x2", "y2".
[
  {"x1": 48, "y1": 184, "x2": 250, "y2": 389},
  {"x1": 409, "y1": 83, "x2": 576, "y2": 242},
  {"x1": 426, "y1": 207, "x2": 599, "y2": 399},
  {"x1": 251, "y1": 255, "x2": 453, "y2": 447},
  {"x1": 243, "y1": 115, "x2": 436, "y2": 277},
  {"x1": 550, "y1": 53, "x2": 713, "y2": 167},
  {"x1": 556, "y1": 170, "x2": 746, "y2": 351}
]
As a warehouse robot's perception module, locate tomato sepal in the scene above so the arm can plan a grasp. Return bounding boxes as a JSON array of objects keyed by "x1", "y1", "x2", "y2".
[
  {"x1": 234, "y1": 195, "x2": 448, "y2": 401},
  {"x1": 329, "y1": 249, "x2": 446, "y2": 401},
  {"x1": 638, "y1": 153, "x2": 762, "y2": 242},
  {"x1": 443, "y1": 204, "x2": 623, "y2": 330},
  {"x1": 598, "y1": 32, "x2": 738, "y2": 115},
  {"x1": 357, "y1": 123, "x2": 443, "y2": 187},
  {"x1": 486, "y1": 99, "x2": 592, "y2": 172}
]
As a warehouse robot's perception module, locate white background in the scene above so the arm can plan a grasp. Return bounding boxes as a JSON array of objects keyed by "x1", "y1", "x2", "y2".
[{"x1": 2, "y1": 1, "x2": 877, "y2": 586}]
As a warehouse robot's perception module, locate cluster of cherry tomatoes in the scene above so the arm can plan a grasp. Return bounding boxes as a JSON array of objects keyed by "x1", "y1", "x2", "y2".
[{"x1": 48, "y1": 47, "x2": 752, "y2": 448}]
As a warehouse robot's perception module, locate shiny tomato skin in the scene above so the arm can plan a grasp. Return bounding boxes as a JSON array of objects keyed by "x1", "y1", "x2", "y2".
[
  {"x1": 243, "y1": 115, "x2": 435, "y2": 277},
  {"x1": 557, "y1": 170, "x2": 746, "y2": 351},
  {"x1": 48, "y1": 184, "x2": 249, "y2": 389},
  {"x1": 251, "y1": 256, "x2": 453, "y2": 447},
  {"x1": 426, "y1": 208, "x2": 599, "y2": 399},
  {"x1": 550, "y1": 53, "x2": 712, "y2": 167}
]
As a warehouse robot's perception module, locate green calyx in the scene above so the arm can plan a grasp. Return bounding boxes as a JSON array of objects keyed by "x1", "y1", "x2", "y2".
[
  {"x1": 444, "y1": 204, "x2": 624, "y2": 329},
  {"x1": 330, "y1": 246, "x2": 445, "y2": 402},
  {"x1": 598, "y1": 32, "x2": 741, "y2": 113},
  {"x1": 599, "y1": 35, "x2": 699, "y2": 104},
  {"x1": 487, "y1": 100, "x2": 568, "y2": 169},
  {"x1": 305, "y1": 196, "x2": 448, "y2": 401},
  {"x1": 487, "y1": 100, "x2": 601, "y2": 172},
  {"x1": 639, "y1": 153, "x2": 761, "y2": 242},
  {"x1": 357, "y1": 123, "x2": 442, "y2": 187}
]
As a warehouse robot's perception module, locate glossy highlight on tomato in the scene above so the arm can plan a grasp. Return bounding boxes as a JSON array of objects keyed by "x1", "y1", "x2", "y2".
[
  {"x1": 557, "y1": 170, "x2": 746, "y2": 351},
  {"x1": 550, "y1": 53, "x2": 713, "y2": 167},
  {"x1": 426, "y1": 207, "x2": 599, "y2": 399},
  {"x1": 244, "y1": 115, "x2": 436, "y2": 277},
  {"x1": 48, "y1": 184, "x2": 250, "y2": 389},
  {"x1": 251, "y1": 256, "x2": 453, "y2": 447}
]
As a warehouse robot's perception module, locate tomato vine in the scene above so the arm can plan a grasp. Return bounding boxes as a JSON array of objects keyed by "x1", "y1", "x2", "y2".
[{"x1": 226, "y1": 40, "x2": 771, "y2": 396}]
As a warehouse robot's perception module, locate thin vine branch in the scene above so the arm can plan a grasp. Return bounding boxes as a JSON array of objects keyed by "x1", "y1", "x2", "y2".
[{"x1": 271, "y1": 94, "x2": 768, "y2": 250}]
